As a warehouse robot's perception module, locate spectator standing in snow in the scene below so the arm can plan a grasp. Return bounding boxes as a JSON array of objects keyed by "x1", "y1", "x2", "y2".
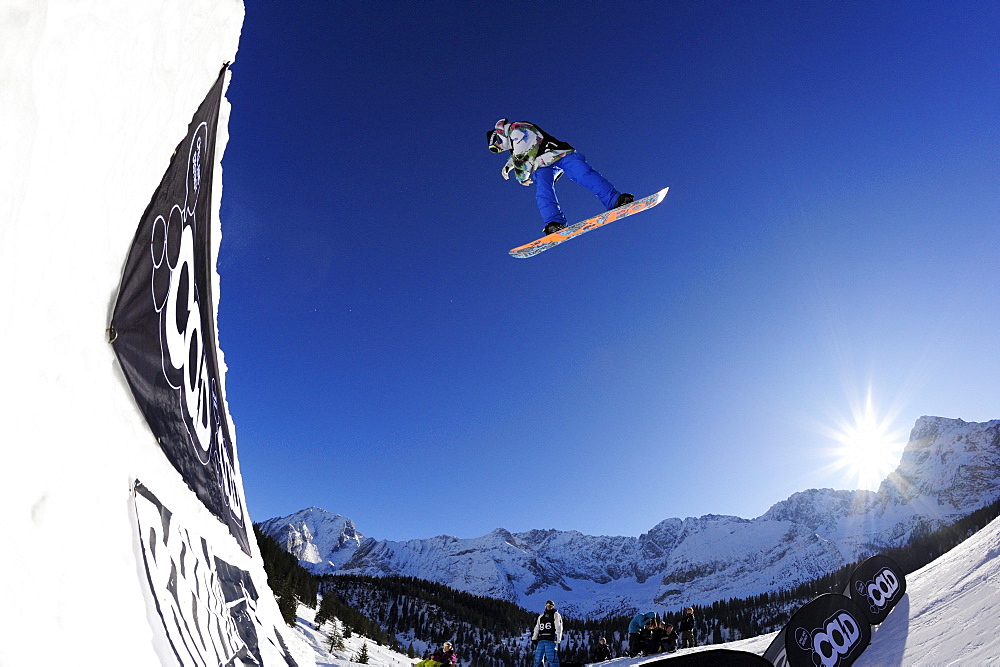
[
  {"x1": 531, "y1": 600, "x2": 563, "y2": 666},
  {"x1": 590, "y1": 636, "x2": 613, "y2": 662},
  {"x1": 663, "y1": 623, "x2": 679, "y2": 653},
  {"x1": 627, "y1": 612, "x2": 656, "y2": 657},
  {"x1": 678, "y1": 607, "x2": 697, "y2": 649}
]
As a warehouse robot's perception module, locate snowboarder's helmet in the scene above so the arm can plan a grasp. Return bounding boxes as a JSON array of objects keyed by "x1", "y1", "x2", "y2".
[{"x1": 487, "y1": 118, "x2": 509, "y2": 152}]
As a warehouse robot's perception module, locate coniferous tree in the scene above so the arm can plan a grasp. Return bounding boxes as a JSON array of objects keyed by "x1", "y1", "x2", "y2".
[
  {"x1": 355, "y1": 642, "x2": 369, "y2": 664},
  {"x1": 275, "y1": 578, "x2": 298, "y2": 627},
  {"x1": 315, "y1": 594, "x2": 338, "y2": 629},
  {"x1": 327, "y1": 620, "x2": 345, "y2": 653},
  {"x1": 254, "y1": 525, "x2": 318, "y2": 613}
]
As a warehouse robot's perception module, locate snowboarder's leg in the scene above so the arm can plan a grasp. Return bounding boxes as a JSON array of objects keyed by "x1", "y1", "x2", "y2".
[
  {"x1": 534, "y1": 164, "x2": 567, "y2": 227},
  {"x1": 535, "y1": 640, "x2": 559, "y2": 666},
  {"x1": 534, "y1": 641, "x2": 546, "y2": 666},
  {"x1": 548, "y1": 641, "x2": 560, "y2": 666},
  {"x1": 557, "y1": 152, "x2": 623, "y2": 210}
]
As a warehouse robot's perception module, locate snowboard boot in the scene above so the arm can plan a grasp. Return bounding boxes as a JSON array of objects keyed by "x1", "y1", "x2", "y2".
[
  {"x1": 542, "y1": 221, "x2": 566, "y2": 235},
  {"x1": 614, "y1": 193, "x2": 634, "y2": 208}
]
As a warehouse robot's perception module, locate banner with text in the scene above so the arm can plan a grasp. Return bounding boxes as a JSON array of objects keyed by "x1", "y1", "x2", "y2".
[
  {"x1": 111, "y1": 66, "x2": 249, "y2": 554},
  {"x1": 779, "y1": 593, "x2": 871, "y2": 667},
  {"x1": 133, "y1": 481, "x2": 295, "y2": 666},
  {"x1": 843, "y1": 554, "x2": 906, "y2": 625}
]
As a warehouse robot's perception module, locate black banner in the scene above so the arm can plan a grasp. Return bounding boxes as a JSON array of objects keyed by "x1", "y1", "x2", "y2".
[
  {"x1": 763, "y1": 623, "x2": 790, "y2": 667},
  {"x1": 133, "y1": 482, "x2": 295, "y2": 666},
  {"x1": 111, "y1": 66, "x2": 249, "y2": 554},
  {"x1": 843, "y1": 554, "x2": 906, "y2": 625},
  {"x1": 781, "y1": 594, "x2": 871, "y2": 667}
]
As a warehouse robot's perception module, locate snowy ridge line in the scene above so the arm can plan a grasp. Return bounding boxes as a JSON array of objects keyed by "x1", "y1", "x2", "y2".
[
  {"x1": 267, "y1": 498, "x2": 1000, "y2": 665},
  {"x1": 260, "y1": 417, "x2": 1000, "y2": 616}
]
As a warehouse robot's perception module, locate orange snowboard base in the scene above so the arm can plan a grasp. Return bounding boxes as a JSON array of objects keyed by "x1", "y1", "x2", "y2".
[{"x1": 509, "y1": 187, "x2": 669, "y2": 258}]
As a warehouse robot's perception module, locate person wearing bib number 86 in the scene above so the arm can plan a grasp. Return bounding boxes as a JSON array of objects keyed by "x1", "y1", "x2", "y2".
[{"x1": 531, "y1": 600, "x2": 563, "y2": 666}]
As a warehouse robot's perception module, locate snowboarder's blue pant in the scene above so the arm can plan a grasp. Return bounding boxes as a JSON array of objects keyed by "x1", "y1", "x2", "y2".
[
  {"x1": 534, "y1": 640, "x2": 560, "y2": 666},
  {"x1": 534, "y1": 152, "x2": 622, "y2": 226}
]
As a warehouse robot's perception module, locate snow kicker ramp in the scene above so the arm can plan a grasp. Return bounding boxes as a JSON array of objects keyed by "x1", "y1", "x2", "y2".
[{"x1": 1, "y1": 2, "x2": 299, "y2": 665}]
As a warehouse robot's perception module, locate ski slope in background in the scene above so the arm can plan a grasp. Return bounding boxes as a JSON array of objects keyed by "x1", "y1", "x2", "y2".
[{"x1": 287, "y1": 515, "x2": 1000, "y2": 665}]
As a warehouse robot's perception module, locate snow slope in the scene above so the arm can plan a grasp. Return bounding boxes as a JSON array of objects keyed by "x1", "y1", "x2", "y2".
[
  {"x1": 565, "y1": 514, "x2": 1000, "y2": 664},
  {"x1": 0, "y1": 2, "x2": 313, "y2": 664},
  {"x1": 699, "y1": 514, "x2": 1000, "y2": 665},
  {"x1": 292, "y1": 603, "x2": 413, "y2": 667}
]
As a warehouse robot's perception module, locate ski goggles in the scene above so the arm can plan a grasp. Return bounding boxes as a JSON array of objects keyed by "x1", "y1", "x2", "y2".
[{"x1": 487, "y1": 129, "x2": 505, "y2": 152}]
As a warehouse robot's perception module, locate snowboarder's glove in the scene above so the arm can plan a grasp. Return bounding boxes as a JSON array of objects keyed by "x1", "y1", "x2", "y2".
[{"x1": 501, "y1": 160, "x2": 514, "y2": 180}]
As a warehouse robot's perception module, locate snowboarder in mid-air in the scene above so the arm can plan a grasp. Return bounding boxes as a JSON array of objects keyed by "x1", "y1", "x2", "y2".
[{"x1": 487, "y1": 119, "x2": 633, "y2": 236}]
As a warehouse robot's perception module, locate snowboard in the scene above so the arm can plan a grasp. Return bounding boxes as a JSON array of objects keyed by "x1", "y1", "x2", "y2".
[{"x1": 509, "y1": 186, "x2": 669, "y2": 258}]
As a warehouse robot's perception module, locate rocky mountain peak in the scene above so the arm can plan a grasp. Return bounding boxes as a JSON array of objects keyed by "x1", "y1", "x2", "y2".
[{"x1": 260, "y1": 416, "x2": 1000, "y2": 616}]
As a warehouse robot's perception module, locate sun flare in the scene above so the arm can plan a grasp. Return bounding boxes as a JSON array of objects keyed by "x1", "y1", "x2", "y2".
[{"x1": 828, "y1": 390, "x2": 907, "y2": 491}]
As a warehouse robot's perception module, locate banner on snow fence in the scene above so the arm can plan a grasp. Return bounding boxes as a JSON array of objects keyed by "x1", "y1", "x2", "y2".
[
  {"x1": 762, "y1": 622, "x2": 790, "y2": 667},
  {"x1": 110, "y1": 65, "x2": 249, "y2": 555},
  {"x1": 133, "y1": 481, "x2": 296, "y2": 666},
  {"x1": 843, "y1": 553, "x2": 907, "y2": 625},
  {"x1": 765, "y1": 593, "x2": 871, "y2": 667}
]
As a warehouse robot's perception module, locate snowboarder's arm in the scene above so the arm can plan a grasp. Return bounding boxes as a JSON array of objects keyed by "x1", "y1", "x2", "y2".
[
  {"x1": 503, "y1": 123, "x2": 543, "y2": 185},
  {"x1": 508, "y1": 123, "x2": 541, "y2": 157}
]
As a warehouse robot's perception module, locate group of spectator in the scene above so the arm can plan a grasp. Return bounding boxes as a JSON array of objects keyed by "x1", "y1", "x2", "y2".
[
  {"x1": 421, "y1": 601, "x2": 700, "y2": 666},
  {"x1": 624, "y1": 607, "x2": 697, "y2": 658}
]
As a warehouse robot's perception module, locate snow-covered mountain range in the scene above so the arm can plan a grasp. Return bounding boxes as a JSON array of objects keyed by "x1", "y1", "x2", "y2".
[{"x1": 260, "y1": 416, "x2": 1000, "y2": 617}]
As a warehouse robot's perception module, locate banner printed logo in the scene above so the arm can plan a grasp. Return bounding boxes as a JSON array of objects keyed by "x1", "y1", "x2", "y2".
[
  {"x1": 152, "y1": 124, "x2": 213, "y2": 463},
  {"x1": 794, "y1": 609, "x2": 864, "y2": 667},
  {"x1": 856, "y1": 567, "x2": 901, "y2": 615},
  {"x1": 133, "y1": 482, "x2": 293, "y2": 666},
  {"x1": 111, "y1": 68, "x2": 249, "y2": 554},
  {"x1": 149, "y1": 125, "x2": 244, "y2": 523}
]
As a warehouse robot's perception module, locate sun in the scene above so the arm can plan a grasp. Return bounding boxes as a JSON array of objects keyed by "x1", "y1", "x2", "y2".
[{"x1": 828, "y1": 390, "x2": 907, "y2": 491}]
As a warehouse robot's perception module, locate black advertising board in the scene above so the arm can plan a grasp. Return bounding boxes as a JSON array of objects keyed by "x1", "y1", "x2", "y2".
[
  {"x1": 781, "y1": 593, "x2": 871, "y2": 667},
  {"x1": 111, "y1": 66, "x2": 249, "y2": 554},
  {"x1": 844, "y1": 554, "x2": 907, "y2": 625},
  {"x1": 133, "y1": 482, "x2": 295, "y2": 665}
]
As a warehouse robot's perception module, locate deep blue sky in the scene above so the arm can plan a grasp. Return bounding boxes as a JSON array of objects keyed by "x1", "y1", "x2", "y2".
[{"x1": 219, "y1": 1, "x2": 999, "y2": 541}]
